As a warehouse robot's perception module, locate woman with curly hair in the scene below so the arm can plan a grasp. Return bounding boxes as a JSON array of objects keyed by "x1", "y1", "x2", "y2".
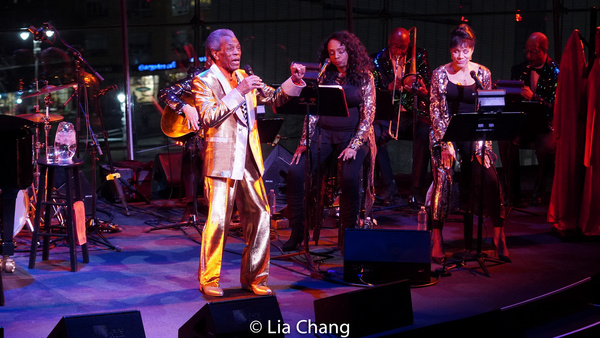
[{"x1": 282, "y1": 31, "x2": 376, "y2": 251}]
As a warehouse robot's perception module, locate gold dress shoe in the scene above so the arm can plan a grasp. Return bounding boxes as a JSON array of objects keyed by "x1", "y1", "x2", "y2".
[
  {"x1": 242, "y1": 284, "x2": 272, "y2": 296},
  {"x1": 200, "y1": 285, "x2": 224, "y2": 297}
]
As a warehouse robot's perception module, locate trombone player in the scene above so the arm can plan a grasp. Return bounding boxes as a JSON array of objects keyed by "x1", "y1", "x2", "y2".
[{"x1": 372, "y1": 27, "x2": 432, "y2": 206}]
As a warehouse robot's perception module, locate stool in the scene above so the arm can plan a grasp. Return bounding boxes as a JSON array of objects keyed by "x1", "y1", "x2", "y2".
[{"x1": 29, "y1": 158, "x2": 89, "y2": 272}]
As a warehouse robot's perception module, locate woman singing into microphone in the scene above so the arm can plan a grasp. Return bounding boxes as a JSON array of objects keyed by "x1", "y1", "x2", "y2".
[
  {"x1": 429, "y1": 24, "x2": 510, "y2": 264},
  {"x1": 282, "y1": 30, "x2": 376, "y2": 252}
]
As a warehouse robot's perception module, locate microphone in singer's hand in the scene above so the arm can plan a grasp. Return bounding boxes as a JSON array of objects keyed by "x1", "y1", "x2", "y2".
[
  {"x1": 243, "y1": 64, "x2": 254, "y2": 76},
  {"x1": 470, "y1": 70, "x2": 484, "y2": 90},
  {"x1": 318, "y1": 58, "x2": 331, "y2": 79},
  {"x1": 243, "y1": 64, "x2": 265, "y2": 96}
]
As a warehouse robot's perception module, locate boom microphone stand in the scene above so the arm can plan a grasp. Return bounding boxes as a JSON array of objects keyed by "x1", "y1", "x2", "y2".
[
  {"x1": 72, "y1": 61, "x2": 121, "y2": 252},
  {"x1": 46, "y1": 22, "x2": 123, "y2": 251}
]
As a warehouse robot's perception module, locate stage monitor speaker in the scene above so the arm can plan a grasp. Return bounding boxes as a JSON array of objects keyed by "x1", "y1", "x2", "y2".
[
  {"x1": 179, "y1": 295, "x2": 284, "y2": 337},
  {"x1": 314, "y1": 280, "x2": 413, "y2": 337},
  {"x1": 262, "y1": 145, "x2": 292, "y2": 212},
  {"x1": 344, "y1": 228, "x2": 431, "y2": 285},
  {"x1": 47, "y1": 310, "x2": 145, "y2": 338}
]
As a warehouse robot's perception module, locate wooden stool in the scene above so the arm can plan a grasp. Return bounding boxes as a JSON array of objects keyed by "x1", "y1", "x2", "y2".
[{"x1": 29, "y1": 158, "x2": 89, "y2": 272}]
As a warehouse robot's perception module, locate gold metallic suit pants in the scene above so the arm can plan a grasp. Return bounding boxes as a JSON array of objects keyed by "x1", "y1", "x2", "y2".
[{"x1": 198, "y1": 151, "x2": 271, "y2": 288}]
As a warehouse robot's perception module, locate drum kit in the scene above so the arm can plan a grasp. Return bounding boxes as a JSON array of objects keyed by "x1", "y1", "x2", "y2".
[{"x1": 10, "y1": 83, "x2": 76, "y2": 241}]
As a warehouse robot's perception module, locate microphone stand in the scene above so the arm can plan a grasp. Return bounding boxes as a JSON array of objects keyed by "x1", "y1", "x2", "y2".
[
  {"x1": 272, "y1": 82, "x2": 322, "y2": 277},
  {"x1": 47, "y1": 22, "x2": 121, "y2": 252},
  {"x1": 72, "y1": 60, "x2": 120, "y2": 252}
]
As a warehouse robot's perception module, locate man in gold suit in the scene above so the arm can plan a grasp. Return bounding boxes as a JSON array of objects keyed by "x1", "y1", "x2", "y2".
[{"x1": 189, "y1": 29, "x2": 306, "y2": 296}]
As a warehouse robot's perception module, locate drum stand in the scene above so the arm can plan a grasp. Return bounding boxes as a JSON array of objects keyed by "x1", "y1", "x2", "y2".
[{"x1": 21, "y1": 95, "x2": 67, "y2": 238}]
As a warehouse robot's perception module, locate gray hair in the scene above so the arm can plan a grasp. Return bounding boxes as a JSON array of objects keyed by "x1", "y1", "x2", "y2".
[{"x1": 205, "y1": 29, "x2": 236, "y2": 62}]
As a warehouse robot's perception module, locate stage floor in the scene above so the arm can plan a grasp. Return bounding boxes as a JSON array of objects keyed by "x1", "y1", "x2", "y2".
[{"x1": 2, "y1": 194, "x2": 600, "y2": 337}]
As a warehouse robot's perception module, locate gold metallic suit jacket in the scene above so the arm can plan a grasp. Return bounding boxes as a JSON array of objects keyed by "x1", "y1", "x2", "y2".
[
  {"x1": 192, "y1": 64, "x2": 304, "y2": 179},
  {"x1": 429, "y1": 64, "x2": 496, "y2": 221}
]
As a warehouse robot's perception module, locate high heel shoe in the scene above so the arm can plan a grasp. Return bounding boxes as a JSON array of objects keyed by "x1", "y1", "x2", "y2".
[
  {"x1": 493, "y1": 227, "x2": 511, "y2": 263},
  {"x1": 199, "y1": 285, "x2": 224, "y2": 297},
  {"x1": 281, "y1": 237, "x2": 302, "y2": 251},
  {"x1": 432, "y1": 255, "x2": 446, "y2": 265},
  {"x1": 431, "y1": 228, "x2": 446, "y2": 264},
  {"x1": 282, "y1": 227, "x2": 304, "y2": 251}
]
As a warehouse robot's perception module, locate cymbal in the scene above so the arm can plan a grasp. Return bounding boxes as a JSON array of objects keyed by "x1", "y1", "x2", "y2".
[
  {"x1": 18, "y1": 113, "x2": 64, "y2": 124},
  {"x1": 21, "y1": 83, "x2": 77, "y2": 99}
]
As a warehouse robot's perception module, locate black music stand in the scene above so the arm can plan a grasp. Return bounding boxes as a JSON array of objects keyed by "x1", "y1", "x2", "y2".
[
  {"x1": 374, "y1": 89, "x2": 394, "y2": 121},
  {"x1": 442, "y1": 110, "x2": 524, "y2": 277},
  {"x1": 273, "y1": 85, "x2": 348, "y2": 275},
  {"x1": 495, "y1": 82, "x2": 547, "y2": 215}
]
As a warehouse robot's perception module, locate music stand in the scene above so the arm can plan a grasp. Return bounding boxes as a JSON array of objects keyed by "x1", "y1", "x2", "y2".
[
  {"x1": 273, "y1": 84, "x2": 349, "y2": 275},
  {"x1": 442, "y1": 110, "x2": 524, "y2": 277},
  {"x1": 374, "y1": 89, "x2": 394, "y2": 121},
  {"x1": 497, "y1": 79, "x2": 547, "y2": 215}
]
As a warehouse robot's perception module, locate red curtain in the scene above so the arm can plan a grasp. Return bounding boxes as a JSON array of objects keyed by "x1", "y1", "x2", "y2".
[
  {"x1": 579, "y1": 27, "x2": 600, "y2": 235},
  {"x1": 547, "y1": 30, "x2": 588, "y2": 231}
]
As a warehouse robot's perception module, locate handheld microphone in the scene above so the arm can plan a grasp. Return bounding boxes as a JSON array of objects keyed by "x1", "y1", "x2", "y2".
[
  {"x1": 470, "y1": 70, "x2": 484, "y2": 90},
  {"x1": 317, "y1": 58, "x2": 331, "y2": 80},
  {"x1": 243, "y1": 64, "x2": 254, "y2": 76},
  {"x1": 243, "y1": 64, "x2": 266, "y2": 96}
]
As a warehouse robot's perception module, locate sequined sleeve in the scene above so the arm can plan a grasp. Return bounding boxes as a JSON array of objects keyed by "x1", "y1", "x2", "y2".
[
  {"x1": 158, "y1": 78, "x2": 193, "y2": 114},
  {"x1": 429, "y1": 66, "x2": 451, "y2": 150},
  {"x1": 299, "y1": 115, "x2": 319, "y2": 147},
  {"x1": 348, "y1": 72, "x2": 376, "y2": 150}
]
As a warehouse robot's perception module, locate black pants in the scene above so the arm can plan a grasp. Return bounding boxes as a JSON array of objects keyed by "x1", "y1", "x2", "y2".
[
  {"x1": 286, "y1": 141, "x2": 369, "y2": 232},
  {"x1": 433, "y1": 141, "x2": 504, "y2": 229}
]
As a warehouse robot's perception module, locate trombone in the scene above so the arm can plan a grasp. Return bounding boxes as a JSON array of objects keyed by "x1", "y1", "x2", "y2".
[{"x1": 389, "y1": 26, "x2": 420, "y2": 140}]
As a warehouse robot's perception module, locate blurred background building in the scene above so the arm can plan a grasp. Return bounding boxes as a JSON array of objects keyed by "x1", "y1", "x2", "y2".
[{"x1": 0, "y1": 0, "x2": 597, "y2": 177}]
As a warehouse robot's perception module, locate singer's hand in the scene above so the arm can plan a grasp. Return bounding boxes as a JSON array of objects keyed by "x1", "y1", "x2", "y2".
[
  {"x1": 339, "y1": 147, "x2": 357, "y2": 161},
  {"x1": 237, "y1": 75, "x2": 264, "y2": 96},
  {"x1": 441, "y1": 147, "x2": 455, "y2": 169},
  {"x1": 290, "y1": 62, "x2": 306, "y2": 84},
  {"x1": 521, "y1": 86, "x2": 534, "y2": 101},
  {"x1": 476, "y1": 154, "x2": 492, "y2": 168},
  {"x1": 182, "y1": 104, "x2": 200, "y2": 131},
  {"x1": 291, "y1": 145, "x2": 307, "y2": 165}
]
